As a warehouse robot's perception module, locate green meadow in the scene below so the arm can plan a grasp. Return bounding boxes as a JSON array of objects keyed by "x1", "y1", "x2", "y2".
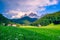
[{"x1": 0, "y1": 24, "x2": 60, "y2": 40}]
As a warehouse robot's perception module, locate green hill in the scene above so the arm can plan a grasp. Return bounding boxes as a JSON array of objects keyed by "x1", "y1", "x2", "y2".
[
  {"x1": 0, "y1": 14, "x2": 10, "y2": 25},
  {"x1": 32, "y1": 11, "x2": 60, "y2": 26}
]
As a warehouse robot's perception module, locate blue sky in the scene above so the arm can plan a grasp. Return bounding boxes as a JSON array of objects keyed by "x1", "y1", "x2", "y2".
[{"x1": 0, "y1": 0, "x2": 60, "y2": 19}]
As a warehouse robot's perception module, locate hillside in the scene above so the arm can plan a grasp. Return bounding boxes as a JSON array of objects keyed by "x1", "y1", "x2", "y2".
[
  {"x1": 32, "y1": 11, "x2": 60, "y2": 26},
  {"x1": 0, "y1": 14, "x2": 10, "y2": 25}
]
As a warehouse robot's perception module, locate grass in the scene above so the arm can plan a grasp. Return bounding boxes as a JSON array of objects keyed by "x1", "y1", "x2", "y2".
[{"x1": 0, "y1": 24, "x2": 60, "y2": 40}]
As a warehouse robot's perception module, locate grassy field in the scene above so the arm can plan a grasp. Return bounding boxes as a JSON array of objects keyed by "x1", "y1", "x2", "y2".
[{"x1": 0, "y1": 24, "x2": 60, "y2": 40}]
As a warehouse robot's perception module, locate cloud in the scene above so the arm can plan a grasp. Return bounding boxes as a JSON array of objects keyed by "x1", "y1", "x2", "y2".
[
  {"x1": 1, "y1": 0, "x2": 58, "y2": 19},
  {"x1": 5, "y1": 10, "x2": 26, "y2": 19},
  {"x1": 4, "y1": 10, "x2": 37, "y2": 19}
]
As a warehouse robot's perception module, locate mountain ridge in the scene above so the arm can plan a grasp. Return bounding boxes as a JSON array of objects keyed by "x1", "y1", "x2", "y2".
[{"x1": 11, "y1": 15, "x2": 38, "y2": 24}]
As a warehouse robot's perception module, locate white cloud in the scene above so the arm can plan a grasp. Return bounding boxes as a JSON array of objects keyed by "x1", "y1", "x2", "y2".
[
  {"x1": 28, "y1": 0, "x2": 58, "y2": 6},
  {"x1": 5, "y1": 10, "x2": 37, "y2": 19},
  {"x1": 6, "y1": 10, "x2": 25, "y2": 19},
  {"x1": 2, "y1": 0, "x2": 58, "y2": 19}
]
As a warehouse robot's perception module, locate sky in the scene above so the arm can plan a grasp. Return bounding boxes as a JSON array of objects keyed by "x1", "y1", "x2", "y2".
[{"x1": 0, "y1": 0, "x2": 60, "y2": 19}]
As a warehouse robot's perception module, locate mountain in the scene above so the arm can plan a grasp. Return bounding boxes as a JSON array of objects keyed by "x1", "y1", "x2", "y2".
[
  {"x1": 0, "y1": 14, "x2": 10, "y2": 25},
  {"x1": 21, "y1": 12, "x2": 39, "y2": 18},
  {"x1": 32, "y1": 11, "x2": 60, "y2": 26},
  {"x1": 28, "y1": 13, "x2": 39, "y2": 18},
  {"x1": 11, "y1": 16, "x2": 37, "y2": 24}
]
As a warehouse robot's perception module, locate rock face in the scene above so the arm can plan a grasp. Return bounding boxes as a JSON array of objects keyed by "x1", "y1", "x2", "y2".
[
  {"x1": 28, "y1": 13, "x2": 39, "y2": 18},
  {"x1": 22, "y1": 12, "x2": 39, "y2": 18}
]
